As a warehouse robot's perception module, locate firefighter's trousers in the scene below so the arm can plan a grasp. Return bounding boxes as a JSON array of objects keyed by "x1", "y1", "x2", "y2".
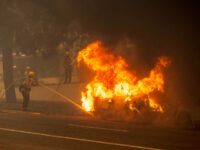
[{"x1": 22, "y1": 91, "x2": 30, "y2": 110}]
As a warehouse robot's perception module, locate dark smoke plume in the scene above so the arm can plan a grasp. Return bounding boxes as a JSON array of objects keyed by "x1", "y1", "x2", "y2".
[
  {"x1": 2, "y1": 0, "x2": 200, "y2": 105},
  {"x1": 56, "y1": 0, "x2": 200, "y2": 105}
]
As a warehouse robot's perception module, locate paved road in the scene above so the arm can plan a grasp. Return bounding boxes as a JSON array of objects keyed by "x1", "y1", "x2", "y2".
[{"x1": 0, "y1": 111, "x2": 200, "y2": 150}]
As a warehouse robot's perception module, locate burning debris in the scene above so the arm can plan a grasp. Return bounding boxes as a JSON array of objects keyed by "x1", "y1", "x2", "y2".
[{"x1": 77, "y1": 41, "x2": 171, "y2": 121}]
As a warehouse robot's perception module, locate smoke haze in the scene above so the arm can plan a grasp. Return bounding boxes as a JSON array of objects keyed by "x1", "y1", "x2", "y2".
[{"x1": 1, "y1": 0, "x2": 200, "y2": 105}]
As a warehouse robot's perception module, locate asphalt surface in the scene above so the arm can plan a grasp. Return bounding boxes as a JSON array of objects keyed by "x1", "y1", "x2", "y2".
[{"x1": 0, "y1": 110, "x2": 200, "y2": 150}]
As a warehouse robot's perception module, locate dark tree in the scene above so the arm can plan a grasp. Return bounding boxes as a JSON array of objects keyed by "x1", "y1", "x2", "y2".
[{"x1": 0, "y1": 0, "x2": 18, "y2": 102}]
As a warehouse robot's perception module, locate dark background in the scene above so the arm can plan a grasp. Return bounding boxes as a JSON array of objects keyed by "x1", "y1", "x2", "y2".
[
  {"x1": 46, "y1": 0, "x2": 200, "y2": 105},
  {"x1": 1, "y1": 0, "x2": 200, "y2": 105}
]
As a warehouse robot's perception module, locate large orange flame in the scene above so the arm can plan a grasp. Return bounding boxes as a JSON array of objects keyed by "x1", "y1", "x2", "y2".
[{"x1": 77, "y1": 41, "x2": 171, "y2": 112}]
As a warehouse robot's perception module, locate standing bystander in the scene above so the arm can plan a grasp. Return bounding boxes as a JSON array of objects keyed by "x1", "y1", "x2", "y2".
[{"x1": 63, "y1": 51, "x2": 72, "y2": 84}]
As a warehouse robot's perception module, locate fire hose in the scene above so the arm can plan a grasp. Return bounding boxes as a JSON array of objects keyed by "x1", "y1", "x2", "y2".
[
  {"x1": 0, "y1": 78, "x2": 92, "y2": 116},
  {"x1": 39, "y1": 83, "x2": 93, "y2": 116},
  {"x1": 0, "y1": 78, "x2": 22, "y2": 99}
]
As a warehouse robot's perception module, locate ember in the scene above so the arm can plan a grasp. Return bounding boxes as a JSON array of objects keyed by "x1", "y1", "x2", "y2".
[{"x1": 77, "y1": 41, "x2": 171, "y2": 116}]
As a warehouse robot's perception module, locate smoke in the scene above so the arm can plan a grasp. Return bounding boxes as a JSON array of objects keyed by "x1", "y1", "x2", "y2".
[
  {"x1": 55, "y1": 0, "x2": 199, "y2": 106},
  {"x1": 71, "y1": 1, "x2": 200, "y2": 105},
  {"x1": 2, "y1": 0, "x2": 199, "y2": 105}
]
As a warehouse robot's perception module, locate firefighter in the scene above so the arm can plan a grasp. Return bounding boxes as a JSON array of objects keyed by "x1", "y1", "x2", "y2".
[
  {"x1": 24, "y1": 66, "x2": 39, "y2": 83},
  {"x1": 63, "y1": 51, "x2": 72, "y2": 84},
  {"x1": 24, "y1": 66, "x2": 31, "y2": 77},
  {"x1": 19, "y1": 71, "x2": 38, "y2": 111}
]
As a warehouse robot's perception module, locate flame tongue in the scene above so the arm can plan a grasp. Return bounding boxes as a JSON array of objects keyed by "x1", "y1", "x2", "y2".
[{"x1": 77, "y1": 41, "x2": 170, "y2": 113}]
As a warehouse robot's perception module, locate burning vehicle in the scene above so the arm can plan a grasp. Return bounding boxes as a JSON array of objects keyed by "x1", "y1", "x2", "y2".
[{"x1": 77, "y1": 41, "x2": 195, "y2": 128}]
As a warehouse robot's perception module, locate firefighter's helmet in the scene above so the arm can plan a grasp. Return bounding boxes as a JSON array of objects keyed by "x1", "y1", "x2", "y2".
[
  {"x1": 26, "y1": 66, "x2": 31, "y2": 70},
  {"x1": 13, "y1": 65, "x2": 17, "y2": 70},
  {"x1": 65, "y1": 51, "x2": 69, "y2": 56},
  {"x1": 28, "y1": 71, "x2": 35, "y2": 77}
]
